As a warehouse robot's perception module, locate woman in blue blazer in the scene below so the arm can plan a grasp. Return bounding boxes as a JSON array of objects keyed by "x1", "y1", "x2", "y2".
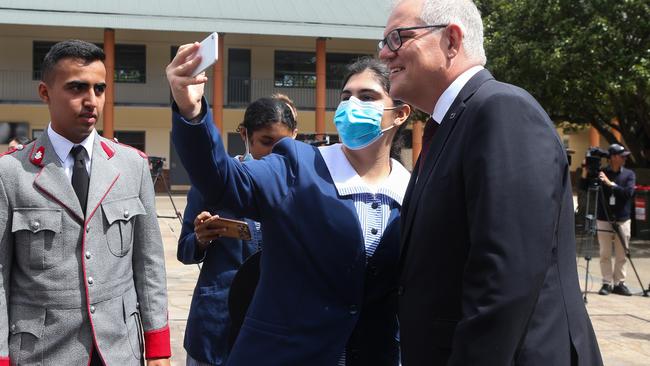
[
  {"x1": 168, "y1": 51, "x2": 411, "y2": 366},
  {"x1": 178, "y1": 96, "x2": 299, "y2": 366}
]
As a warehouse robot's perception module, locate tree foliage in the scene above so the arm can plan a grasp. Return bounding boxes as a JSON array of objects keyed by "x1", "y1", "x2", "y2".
[{"x1": 476, "y1": 0, "x2": 650, "y2": 165}]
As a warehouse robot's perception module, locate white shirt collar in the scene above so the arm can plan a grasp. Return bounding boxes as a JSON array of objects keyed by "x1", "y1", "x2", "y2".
[
  {"x1": 47, "y1": 123, "x2": 96, "y2": 164},
  {"x1": 431, "y1": 65, "x2": 484, "y2": 124},
  {"x1": 318, "y1": 143, "x2": 411, "y2": 204}
]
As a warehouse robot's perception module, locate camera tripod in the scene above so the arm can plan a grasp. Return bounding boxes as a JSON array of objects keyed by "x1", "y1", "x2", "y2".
[
  {"x1": 149, "y1": 157, "x2": 183, "y2": 226},
  {"x1": 580, "y1": 180, "x2": 649, "y2": 303}
]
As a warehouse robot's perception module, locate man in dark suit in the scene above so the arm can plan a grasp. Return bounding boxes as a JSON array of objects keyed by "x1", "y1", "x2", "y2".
[{"x1": 379, "y1": 1, "x2": 603, "y2": 365}]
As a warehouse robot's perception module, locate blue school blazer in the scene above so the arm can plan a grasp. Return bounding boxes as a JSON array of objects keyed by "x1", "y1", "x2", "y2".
[
  {"x1": 177, "y1": 187, "x2": 261, "y2": 365},
  {"x1": 172, "y1": 100, "x2": 400, "y2": 366}
]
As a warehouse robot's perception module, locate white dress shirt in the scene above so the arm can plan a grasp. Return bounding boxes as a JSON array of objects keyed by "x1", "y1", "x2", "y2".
[
  {"x1": 431, "y1": 65, "x2": 484, "y2": 124},
  {"x1": 47, "y1": 123, "x2": 95, "y2": 182}
]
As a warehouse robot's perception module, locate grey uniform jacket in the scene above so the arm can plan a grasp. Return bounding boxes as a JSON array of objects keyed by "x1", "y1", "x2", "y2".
[{"x1": 0, "y1": 130, "x2": 171, "y2": 366}]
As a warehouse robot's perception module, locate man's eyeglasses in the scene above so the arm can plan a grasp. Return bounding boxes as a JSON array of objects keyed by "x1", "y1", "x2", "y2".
[{"x1": 378, "y1": 24, "x2": 448, "y2": 52}]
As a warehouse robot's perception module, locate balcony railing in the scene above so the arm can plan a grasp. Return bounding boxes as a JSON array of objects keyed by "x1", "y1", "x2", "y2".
[{"x1": 0, "y1": 70, "x2": 344, "y2": 110}]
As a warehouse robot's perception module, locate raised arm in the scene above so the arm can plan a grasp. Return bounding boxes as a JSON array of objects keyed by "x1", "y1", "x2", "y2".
[{"x1": 167, "y1": 43, "x2": 296, "y2": 221}]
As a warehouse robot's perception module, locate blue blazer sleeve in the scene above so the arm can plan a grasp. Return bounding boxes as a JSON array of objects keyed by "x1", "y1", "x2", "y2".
[
  {"x1": 177, "y1": 187, "x2": 207, "y2": 264},
  {"x1": 171, "y1": 98, "x2": 297, "y2": 221}
]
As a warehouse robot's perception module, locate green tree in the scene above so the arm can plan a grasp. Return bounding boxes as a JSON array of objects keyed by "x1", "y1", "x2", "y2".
[{"x1": 477, "y1": 0, "x2": 650, "y2": 165}]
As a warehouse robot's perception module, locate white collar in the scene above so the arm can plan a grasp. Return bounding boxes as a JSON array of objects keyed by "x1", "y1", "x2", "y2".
[
  {"x1": 431, "y1": 65, "x2": 484, "y2": 124},
  {"x1": 47, "y1": 123, "x2": 96, "y2": 164},
  {"x1": 318, "y1": 143, "x2": 411, "y2": 204}
]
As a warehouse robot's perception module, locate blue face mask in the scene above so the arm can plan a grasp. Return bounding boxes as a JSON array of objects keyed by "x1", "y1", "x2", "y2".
[{"x1": 334, "y1": 96, "x2": 396, "y2": 150}]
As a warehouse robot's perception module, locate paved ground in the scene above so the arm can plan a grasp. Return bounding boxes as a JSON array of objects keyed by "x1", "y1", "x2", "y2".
[{"x1": 155, "y1": 195, "x2": 650, "y2": 366}]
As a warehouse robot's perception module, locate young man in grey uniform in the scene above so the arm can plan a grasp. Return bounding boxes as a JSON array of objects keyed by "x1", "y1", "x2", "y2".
[{"x1": 0, "y1": 40, "x2": 171, "y2": 366}]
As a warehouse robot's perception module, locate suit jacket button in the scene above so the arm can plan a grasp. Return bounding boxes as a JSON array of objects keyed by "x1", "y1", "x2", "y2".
[
  {"x1": 123, "y1": 210, "x2": 129, "y2": 218},
  {"x1": 398, "y1": 285, "x2": 405, "y2": 296},
  {"x1": 87, "y1": 277, "x2": 94, "y2": 285},
  {"x1": 349, "y1": 304, "x2": 358, "y2": 315},
  {"x1": 90, "y1": 305, "x2": 96, "y2": 314}
]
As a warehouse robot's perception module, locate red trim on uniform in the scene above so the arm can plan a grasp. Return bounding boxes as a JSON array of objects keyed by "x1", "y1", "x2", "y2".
[
  {"x1": 33, "y1": 168, "x2": 84, "y2": 224},
  {"x1": 116, "y1": 142, "x2": 148, "y2": 159},
  {"x1": 0, "y1": 356, "x2": 10, "y2": 366},
  {"x1": 80, "y1": 174, "x2": 120, "y2": 366},
  {"x1": 100, "y1": 141, "x2": 115, "y2": 159},
  {"x1": 86, "y1": 344, "x2": 93, "y2": 366},
  {"x1": 144, "y1": 325, "x2": 171, "y2": 359},
  {"x1": 0, "y1": 147, "x2": 17, "y2": 157}
]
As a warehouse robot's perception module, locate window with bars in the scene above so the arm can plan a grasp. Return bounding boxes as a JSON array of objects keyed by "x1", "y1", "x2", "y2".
[{"x1": 274, "y1": 51, "x2": 369, "y2": 88}]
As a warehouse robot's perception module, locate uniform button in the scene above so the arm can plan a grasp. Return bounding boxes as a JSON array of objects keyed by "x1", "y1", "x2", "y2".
[
  {"x1": 90, "y1": 305, "x2": 96, "y2": 314},
  {"x1": 371, "y1": 202, "x2": 379, "y2": 209},
  {"x1": 85, "y1": 251, "x2": 91, "y2": 259},
  {"x1": 31, "y1": 221, "x2": 40, "y2": 231},
  {"x1": 123, "y1": 210, "x2": 129, "y2": 218},
  {"x1": 398, "y1": 285, "x2": 405, "y2": 296},
  {"x1": 349, "y1": 304, "x2": 358, "y2": 315},
  {"x1": 371, "y1": 228, "x2": 378, "y2": 235},
  {"x1": 10, "y1": 324, "x2": 16, "y2": 332},
  {"x1": 87, "y1": 277, "x2": 94, "y2": 285},
  {"x1": 86, "y1": 226, "x2": 90, "y2": 233},
  {"x1": 136, "y1": 302, "x2": 140, "y2": 309}
]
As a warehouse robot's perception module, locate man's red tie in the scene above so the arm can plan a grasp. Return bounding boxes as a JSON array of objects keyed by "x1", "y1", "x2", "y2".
[{"x1": 418, "y1": 117, "x2": 438, "y2": 174}]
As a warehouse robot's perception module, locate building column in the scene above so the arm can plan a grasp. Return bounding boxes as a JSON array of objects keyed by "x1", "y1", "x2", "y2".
[
  {"x1": 589, "y1": 126, "x2": 600, "y2": 147},
  {"x1": 315, "y1": 37, "x2": 327, "y2": 139},
  {"x1": 412, "y1": 120, "x2": 424, "y2": 166},
  {"x1": 103, "y1": 28, "x2": 115, "y2": 139},
  {"x1": 211, "y1": 33, "x2": 225, "y2": 132}
]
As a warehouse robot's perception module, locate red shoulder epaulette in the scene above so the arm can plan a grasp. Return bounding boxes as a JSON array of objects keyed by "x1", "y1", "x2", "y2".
[
  {"x1": 0, "y1": 147, "x2": 18, "y2": 157},
  {"x1": 1, "y1": 142, "x2": 32, "y2": 158},
  {"x1": 112, "y1": 137, "x2": 148, "y2": 159}
]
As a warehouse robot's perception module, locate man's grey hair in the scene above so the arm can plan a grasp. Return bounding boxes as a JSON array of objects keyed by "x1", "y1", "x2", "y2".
[{"x1": 391, "y1": 0, "x2": 487, "y2": 65}]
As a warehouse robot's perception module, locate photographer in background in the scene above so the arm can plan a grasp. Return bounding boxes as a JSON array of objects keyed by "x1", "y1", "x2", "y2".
[{"x1": 581, "y1": 143, "x2": 636, "y2": 296}]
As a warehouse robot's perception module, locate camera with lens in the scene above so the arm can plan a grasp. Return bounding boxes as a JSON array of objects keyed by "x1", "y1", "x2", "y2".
[
  {"x1": 584, "y1": 147, "x2": 609, "y2": 182},
  {"x1": 148, "y1": 156, "x2": 165, "y2": 176}
]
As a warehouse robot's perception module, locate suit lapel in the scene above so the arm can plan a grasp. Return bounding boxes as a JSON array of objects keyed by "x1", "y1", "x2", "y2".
[
  {"x1": 86, "y1": 137, "x2": 120, "y2": 220},
  {"x1": 399, "y1": 69, "x2": 495, "y2": 262},
  {"x1": 33, "y1": 133, "x2": 85, "y2": 222}
]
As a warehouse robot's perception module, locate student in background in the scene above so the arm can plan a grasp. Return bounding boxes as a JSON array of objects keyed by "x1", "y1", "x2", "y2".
[{"x1": 178, "y1": 96, "x2": 297, "y2": 366}]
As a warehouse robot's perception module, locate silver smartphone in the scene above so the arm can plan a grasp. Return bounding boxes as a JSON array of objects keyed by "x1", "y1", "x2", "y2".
[{"x1": 191, "y1": 32, "x2": 219, "y2": 77}]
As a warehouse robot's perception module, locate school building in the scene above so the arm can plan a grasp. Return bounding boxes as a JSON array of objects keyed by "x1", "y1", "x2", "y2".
[{"x1": 0, "y1": 1, "x2": 601, "y2": 189}]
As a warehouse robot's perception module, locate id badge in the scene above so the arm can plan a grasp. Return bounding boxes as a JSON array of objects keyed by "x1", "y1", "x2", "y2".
[{"x1": 609, "y1": 194, "x2": 616, "y2": 206}]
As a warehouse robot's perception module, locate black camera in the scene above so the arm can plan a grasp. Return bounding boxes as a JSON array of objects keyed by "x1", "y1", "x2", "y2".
[
  {"x1": 148, "y1": 156, "x2": 165, "y2": 176},
  {"x1": 584, "y1": 147, "x2": 608, "y2": 181}
]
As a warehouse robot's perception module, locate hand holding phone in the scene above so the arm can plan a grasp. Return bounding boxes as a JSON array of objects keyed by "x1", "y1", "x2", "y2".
[
  {"x1": 205, "y1": 216, "x2": 252, "y2": 241},
  {"x1": 191, "y1": 32, "x2": 219, "y2": 77}
]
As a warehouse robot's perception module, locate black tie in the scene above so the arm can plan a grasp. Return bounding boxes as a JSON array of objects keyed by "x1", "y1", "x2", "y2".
[
  {"x1": 71, "y1": 145, "x2": 90, "y2": 214},
  {"x1": 418, "y1": 117, "x2": 439, "y2": 174}
]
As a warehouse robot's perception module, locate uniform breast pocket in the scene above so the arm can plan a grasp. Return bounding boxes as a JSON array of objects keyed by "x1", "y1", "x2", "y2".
[
  {"x1": 12, "y1": 208, "x2": 63, "y2": 270},
  {"x1": 101, "y1": 196, "x2": 146, "y2": 257}
]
